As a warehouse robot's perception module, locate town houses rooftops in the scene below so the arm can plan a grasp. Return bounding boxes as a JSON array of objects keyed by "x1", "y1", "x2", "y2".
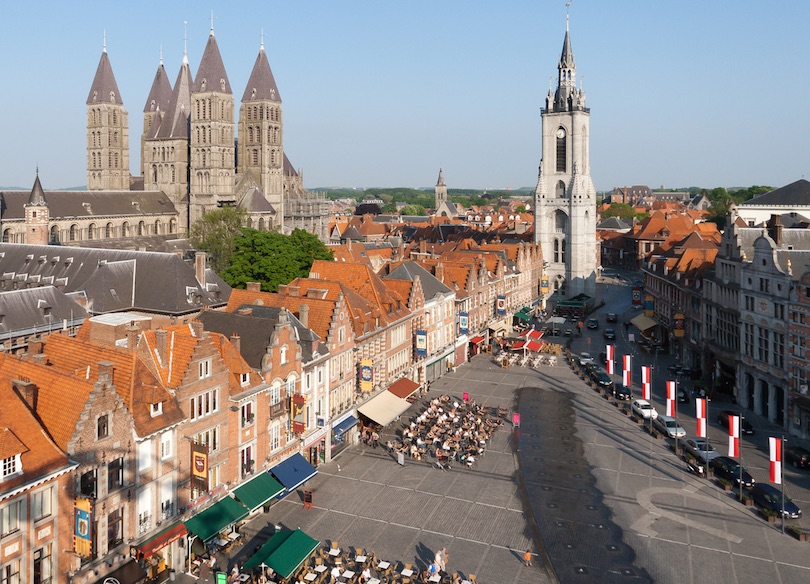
[
  {"x1": 742, "y1": 179, "x2": 810, "y2": 207},
  {"x1": 385, "y1": 261, "x2": 452, "y2": 301}
]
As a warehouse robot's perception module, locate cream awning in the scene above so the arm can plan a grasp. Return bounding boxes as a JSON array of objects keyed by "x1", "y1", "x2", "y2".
[
  {"x1": 357, "y1": 391, "x2": 412, "y2": 426},
  {"x1": 630, "y1": 314, "x2": 658, "y2": 331}
]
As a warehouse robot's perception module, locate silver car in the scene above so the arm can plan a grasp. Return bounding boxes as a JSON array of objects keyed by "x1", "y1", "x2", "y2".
[
  {"x1": 652, "y1": 415, "x2": 686, "y2": 438},
  {"x1": 631, "y1": 399, "x2": 658, "y2": 420},
  {"x1": 683, "y1": 437, "x2": 719, "y2": 463}
]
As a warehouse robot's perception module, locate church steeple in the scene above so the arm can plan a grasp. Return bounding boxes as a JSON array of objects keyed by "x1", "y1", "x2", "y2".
[
  {"x1": 141, "y1": 55, "x2": 173, "y2": 176},
  {"x1": 24, "y1": 172, "x2": 49, "y2": 245},
  {"x1": 86, "y1": 38, "x2": 129, "y2": 190},
  {"x1": 435, "y1": 168, "x2": 448, "y2": 209}
]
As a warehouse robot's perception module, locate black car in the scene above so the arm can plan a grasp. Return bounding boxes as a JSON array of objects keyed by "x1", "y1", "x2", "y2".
[
  {"x1": 603, "y1": 328, "x2": 616, "y2": 340},
  {"x1": 710, "y1": 456, "x2": 755, "y2": 488},
  {"x1": 749, "y1": 484, "x2": 802, "y2": 519},
  {"x1": 612, "y1": 384, "x2": 632, "y2": 401},
  {"x1": 676, "y1": 387, "x2": 690, "y2": 403},
  {"x1": 716, "y1": 410, "x2": 754, "y2": 435},
  {"x1": 607, "y1": 313, "x2": 618, "y2": 323},
  {"x1": 592, "y1": 371, "x2": 614, "y2": 391},
  {"x1": 587, "y1": 318, "x2": 599, "y2": 329},
  {"x1": 785, "y1": 445, "x2": 810, "y2": 469}
]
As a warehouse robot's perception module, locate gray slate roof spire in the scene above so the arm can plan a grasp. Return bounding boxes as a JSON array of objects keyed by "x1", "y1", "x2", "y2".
[
  {"x1": 241, "y1": 41, "x2": 281, "y2": 102},
  {"x1": 193, "y1": 29, "x2": 231, "y2": 94},
  {"x1": 143, "y1": 55, "x2": 173, "y2": 114},
  {"x1": 437, "y1": 168, "x2": 446, "y2": 187},
  {"x1": 26, "y1": 173, "x2": 47, "y2": 207},
  {"x1": 87, "y1": 43, "x2": 123, "y2": 105}
]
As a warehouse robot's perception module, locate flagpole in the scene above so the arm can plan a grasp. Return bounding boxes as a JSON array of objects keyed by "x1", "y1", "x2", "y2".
[
  {"x1": 739, "y1": 415, "x2": 744, "y2": 503},
  {"x1": 782, "y1": 436, "x2": 786, "y2": 535}
]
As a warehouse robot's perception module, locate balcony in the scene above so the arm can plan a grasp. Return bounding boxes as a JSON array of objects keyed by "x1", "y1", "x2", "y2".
[{"x1": 137, "y1": 516, "x2": 152, "y2": 535}]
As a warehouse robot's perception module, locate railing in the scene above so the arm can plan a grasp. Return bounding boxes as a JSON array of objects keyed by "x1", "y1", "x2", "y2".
[{"x1": 138, "y1": 517, "x2": 152, "y2": 535}]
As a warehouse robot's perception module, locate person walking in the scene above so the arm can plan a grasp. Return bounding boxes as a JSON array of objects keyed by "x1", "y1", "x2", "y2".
[{"x1": 524, "y1": 549, "x2": 532, "y2": 567}]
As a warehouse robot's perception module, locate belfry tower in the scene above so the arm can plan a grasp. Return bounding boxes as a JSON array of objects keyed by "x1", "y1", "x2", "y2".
[{"x1": 533, "y1": 16, "x2": 597, "y2": 299}]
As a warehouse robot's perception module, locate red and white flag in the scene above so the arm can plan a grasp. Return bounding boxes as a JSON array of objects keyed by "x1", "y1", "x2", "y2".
[
  {"x1": 666, "y1": 381, "x2": 676, "y2": 417},
  {"x1": 728, "y1": 415, "x2": 740, "y2": 458},
  {"x1": 769, "y1": 437, "x2": 782, "y2": 484},
  {"x1": 606, "y1": 344, "x2": 614, "y2": 375},
  {"x1": 696, "y1": 398, "x2": 707, "y2": 438},
  {"x1": 641, "y1": 366, "x2": 651, "y2": 400},
  {"x1": 622, "y1": 355, "x2": 631, "y2": 388}
]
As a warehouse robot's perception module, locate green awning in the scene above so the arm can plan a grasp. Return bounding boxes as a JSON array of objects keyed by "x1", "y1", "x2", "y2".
[
  {"x1": 184, "y1": 497, "x2": 249, "y2": 542},
  {"x1": 514, "y1": 308, "x2": 532, "y2": 321},
  {"x1": 244, "y1": 529, "x2": 319, "y2": 579},
  {"x1": 232, "y1": 472, "x2": 284, "y2": 513}
]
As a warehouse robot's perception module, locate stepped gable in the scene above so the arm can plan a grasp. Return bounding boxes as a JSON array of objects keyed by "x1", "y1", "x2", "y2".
[
  {"x1": 41, "y1": 333, "x2": 184, "y2": 438},
  {"x1": 284, "y1": 278, "x2": 383, "y2": 338}
]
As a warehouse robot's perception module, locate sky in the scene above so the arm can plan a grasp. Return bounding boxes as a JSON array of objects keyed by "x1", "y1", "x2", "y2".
[{"x1": 2, "y1": 1, "x2": 810, "y2": 192}]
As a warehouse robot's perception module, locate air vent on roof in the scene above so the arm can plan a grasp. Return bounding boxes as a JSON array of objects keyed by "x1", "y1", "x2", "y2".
[
  {"x1": 65, "y1": 257, "x2": 73, "y2": 266},
  {"x1": 55, "y1": 278, "x2": 67, "y2": 287},
  {"x1": 98, "y1": 259, "x2": 107, "y2": 266},
  {"x1": 38, "y1": 255, "x2": 46, "y2": 264},
  {"x1": 25, "y1": 254, "x2": 33, "y2": 262},
  {"x1": 50, "y1": 256, "x2": 59, "y2": 265}
]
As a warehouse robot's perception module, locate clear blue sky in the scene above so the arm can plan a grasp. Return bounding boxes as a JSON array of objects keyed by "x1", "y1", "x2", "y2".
[{"x1": 2, "y1": 1, "x2": 809, "y2": 192}]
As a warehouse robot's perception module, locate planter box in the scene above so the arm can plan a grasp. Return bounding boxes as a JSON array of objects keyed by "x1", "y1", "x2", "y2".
[
  {"x1": 759, "y1": 510, "x2": 777, "y2": 523},
  {"x1": 742, "y1": 497, "x2": 754, "y2": 507},
  {"x1": 788, "y1": 529, "x2": 810, "y2": 542},
  {"x1": 716, "y1": 480, "x2": 732, "y2": 492}
]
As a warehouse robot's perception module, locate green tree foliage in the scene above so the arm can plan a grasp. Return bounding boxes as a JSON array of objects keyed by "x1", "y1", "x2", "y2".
[
  {"x1": 355, "y1": 203, "x2": 382, "y2": 215},
  {"x1": 188, "y1": 206, "x2": 247, "y2": 272},
  {"x1": 705, "y1": 185, "x2": 771, "y2": 229},
  {"x1": 515, "y1": 205, "x2": 527, "y2": 213},
  {"x1": 221, "y1": 229, "x2": 334, "y2": 292},
  {"x1": 601, "y1": 203, "x2": 637, "y2": 219},
  {"x1": 399, "y1": 204, "x2": 426, "y2": 216}
]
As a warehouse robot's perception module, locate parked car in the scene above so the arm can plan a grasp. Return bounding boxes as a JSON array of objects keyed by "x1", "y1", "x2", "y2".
[
  {"x1": 676, "y1": 387, "x2": 690, "y2": 403},
  {"x1": 682, "y1": 437, "x2": 719, "y2": 463},
  {"x1": 587, "y1": 318, "x2": 599, "y2": 329},
  {"x1": 607, "y1": 313, "x2": 618, "y2": 323},
  {"x1": 591, "y1": 370, "x2": 614, "y2": 392},
  {"x1": 563, "y1": 327, "x2": 574, "y2": 336},
  {"x1": 603, "y1": 328, "x2": 616, "y2": 340},
  {"x1": 631, "y1": 399, "x2": 658, "y2": 420},
  {"x1": 710, "y1": 456, "x2": 755, "y2": 488},
  {"x1": 749, "y1": 484, "x2": 802, "y2": 519},
  {"x1": 612, "y1": 384, "x2": 632, "y2": 401},
  {"x1": 652, "y1": 415, "x2": 686, "y2": 438},
  {"x1": 785, "y1": 445, "x2": 810, "y2": 469},
  {"x1": 578, "y1": 352, "x2": 595, "y2": 366},
  {"x1": 716, "y1": 410, "x2": 754, "y2": 435}
]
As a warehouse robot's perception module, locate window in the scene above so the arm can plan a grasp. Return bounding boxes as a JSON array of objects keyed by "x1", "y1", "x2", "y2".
[
  {"x1": 269, "y1": 385, "x2": 281, "y2": 406},
  {"x1": 759, "y1": 278, "x2": 770, "y2": 293},
  {"x1": 757, "y1": 327, "x2": 770, "y2": 362},
  {"x1": 241, "y1": 402, "x2": 255, "y2": 428},
  {"x1": 150, "y1": 402, "x2": 162, "y2": 417},
  {"x1": 240, "y1": 445, "x2": 254, "y2": 478},
  {"x1": 556, "y1": 132, "x2": 566, "y2": 172},
  {"x1": 286, "y1": 377, "x2": 295, "y2": 397},
  {"x1": 107, "y1": 508, "x2": 123, "y2": 549},
  {"x1": 97, "y1": 414, "x2": 109, "y2": 440},
  {"x1": 108, "y1": 457, "x2": 124, "y2": 492},
  {"x1": 79, "y1": 469, "x2": 96, "y2": 498},
  {"x1": 0, "y1": 559, "x2": 20, "y2": 584},
  {"x1": 208, "y1": 464, "x2": 221, "y2": 491},
  {"x1": 1, "y1": 456, "x2": 20, "y2": 480},
  {"x1": 198, "y1": 358, "x2": 212, "y2": 379},
  {"x1": 280, "y1": 346, "x2": 288, "y2": 365},
  {"x1": 240, "y1": 372, "x2": 250, "y2": 387},
  {"x1": 160, "y1": 433, "x2": 173, "y2": 460},
  {"x1": 0, "y1": 500, "x2": 22, "y2": 537},
  {"x1": 32, "y1": 544, "x2": 52, "y2": 584},
  {"x1": 269, "y1": 424, "x2": 281, "y2": 451},
  {"x1": 193, "y1": 426, "x2": 220, "y2": 453},
  {"x1": 32, "y1": 487, "x2": 52, "y2": 521},
  {"x1": 190, "y1": 389, "x2": 219, "y2": 420},
  {"x1": 137, "y1": 439, "x2": 152, "y2": 472}
]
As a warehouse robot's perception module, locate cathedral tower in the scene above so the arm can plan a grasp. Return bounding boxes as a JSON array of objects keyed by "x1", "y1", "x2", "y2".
[
  {"x1": 141, "y1": 53, "x2": 173, "y2": 178},
  {"x1": 86, "y1": 38, "x2": 130, "y2": 190},
  {"x1": 533, "y1": 18, "x2": 597, "y2": 299},
  {"x1": 435, "y1": 168, "x2": 447, "y2": 209},
  {"x1": 190, "y1": 23, "x2": 235, "y2": 223},
  {"x1": 24, "y1": 173, "x2": 49, "y2": 245},
  {"x1": 238, "y1": 38, "x2": 284, "y2": 218}
]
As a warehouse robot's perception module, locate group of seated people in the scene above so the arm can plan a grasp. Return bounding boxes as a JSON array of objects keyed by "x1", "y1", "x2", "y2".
[{"x1": 387, "y1": 395, "x2": 502, "y2": 467}]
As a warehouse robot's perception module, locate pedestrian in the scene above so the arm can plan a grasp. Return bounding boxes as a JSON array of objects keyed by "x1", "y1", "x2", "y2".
[
  {"x1": 524, "y1": 549, "x2": 532, "y2": 567},
  {"x1": 440, "y1": 547, "x2": 448, "y2": 572}
]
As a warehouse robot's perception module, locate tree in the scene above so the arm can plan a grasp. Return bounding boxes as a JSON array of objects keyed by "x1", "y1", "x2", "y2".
[
  {"x1": 188, "y1": 206, "x2": 247, "y2": 272},
  {"x1": 515, "y1": 205, "x2": 527, "y2": 213},
  {"x1": 355, "y1": 203, "x2": 381, "y2": 215},
  {"x1": 221, "y1": 228, "x2": 334, "y2": 292},
  {"x1": 400, "y1": 204, "x2": 426, "y2": 216},
  {"x1": 602, "y1": 203, "x2": 636, "y2": 220}
]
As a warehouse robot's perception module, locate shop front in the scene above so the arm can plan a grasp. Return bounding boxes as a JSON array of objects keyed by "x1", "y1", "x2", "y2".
[
  {"x1": 131, "y1": 521, "x2": 187, "y2": 582},
  {"x1": 302, "y1": 426, "x2": 328, "y2": 466},
  {"x1": 331, "y1": 412, "x2": 359, "y2": 458}
]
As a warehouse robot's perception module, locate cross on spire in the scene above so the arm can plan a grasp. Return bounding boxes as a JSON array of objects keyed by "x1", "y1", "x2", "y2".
[
  {"x1": 210, "y1": 10, "x2": 215, "y2": 35},
  {"x1": 260, "y1": 28, "x2": 265, "y2": 50},
  {"x1": 183, "y1": 20, "x2": 188, "y2": 65},
  {"x1": 103, "y1": 30, "x2": 107, "y2": 53},
  {"x1": 566, "y1": 1, "x2": 572, "y2": 31}
]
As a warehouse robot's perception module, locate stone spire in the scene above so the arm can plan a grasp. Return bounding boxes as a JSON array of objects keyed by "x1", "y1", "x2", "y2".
[
  {"x1": 193, "y1": 29, "x2": 232, "y2": 95},
  {"x1": 143, "y1": 57, "x2": 173, "y2": 115},
  {"x1": 155, "y1": 57, "x2": 193, "y2": 139},
  {"x1": 435, "y1": 168, "x2": 448, "y2": 209},
  {"x1": 26, "y1": 172, "x2": 46, "y2": 207},
  {"x1": 87, "y1": 43, "x2": 123, "y2": 105},
  {"x1": 24, "y1": 172, "x2": 49, "y2": 245},
  {"x1": 553, "y1": 22, "x2": 578, "y2": 112},
  {"x1": 242, "y1": 42, "x2": 281, "y2": 102}
]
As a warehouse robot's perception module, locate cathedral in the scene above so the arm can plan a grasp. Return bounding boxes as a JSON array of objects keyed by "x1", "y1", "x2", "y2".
[
  {"x1": 1, "y1": 23, "x2": 329, "y2": 246},
  {"x1": 533, "y1": 19, "x2": 598, "y2": 299}
]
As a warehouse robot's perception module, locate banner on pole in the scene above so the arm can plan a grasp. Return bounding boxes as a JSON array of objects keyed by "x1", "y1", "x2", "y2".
[
  {"x1": 769, "y1": 437, "x2": 782, "y2": 484},
  {"x1": 696, "y1": 398, "x2": 707, "y2": 438},
  {"x1": 606, "y1": 345, "x2": 614, "y2": 375},
  {"x1": 728, "y1": 415, "x2": 740, "y2": 458},
  {"x1": 641, "y1": 366, "x2": 651, "y2": 400},
  {"x1": 666, "y1": 381, "x2": 676, "y2": 417},
  {"x1": 622, "y1": 355, "x2": 631, "y2": 387}
]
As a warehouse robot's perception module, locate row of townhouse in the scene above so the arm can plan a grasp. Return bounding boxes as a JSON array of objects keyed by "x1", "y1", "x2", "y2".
[{"x1": 640, "y1": 182, "x2": 810, "y2": 438}]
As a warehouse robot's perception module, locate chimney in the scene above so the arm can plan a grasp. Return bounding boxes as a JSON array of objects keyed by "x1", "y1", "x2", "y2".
[
  {"x1": 287, "y1": 286, "x2": 300, "y2": 297},
  {"x1": 347, "y1": 238, "x2": 352, "y2": 251},
  {"x1": 230, "y1": 333, "x2": 241, "y2": 353},
  {"x1": 299, "y1": 304, "x2": 310, "y2": 328},
  {"x1": 768, "y1": 214, "x2": 783, "y2": 245},
  {"x1": 28, "y1": 337, "x2": 44, "y2": 356},
  {"x1": 14, "y1": 381, "x2": 38, "y2": 412},
  {"x1": 126, "y1": 323, "x2": 139, "y2": 350},
  {"x1": 195, "y1": 252, "x2": 206, "y2": 287},
  {"x1": 97, "y1": 361, "x2": 114, "y2": 383},
  {"x1": 435, "y1": 262, "x2": 445, "y2": 283},
  {"x1": 277, "y1": 284, "x2": 287, "y2": 295},
  {"x1": 155, "y1": 329, "x2": 168, "y2": 361},
  {"x1": 246, "y1": 282, "x2": 261, "y2": 292},
  {"x1": 190, "y1": 320, "x2": 204, "y2": 337},
  {"x1": 420, "y1": 240, "x2": 427, "y2": 254}
]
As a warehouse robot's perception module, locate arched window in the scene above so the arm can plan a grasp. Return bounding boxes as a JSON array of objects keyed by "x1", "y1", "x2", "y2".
[
  {"x1": 556, "y1": 129, "x2": 566, "y2": 172},
  {"x1": 154, "y1": 220, "x2": 161, "y2": 235},
  {"x1": 69, "y1": 224, "x2": 78, "y2": 241},
  {"x1": 555, "y1": 210, "x2": 567, "y2": 232},
  {"x1": 556, "y1": 180, "x2": 566, "y2": 198},
  {"x1": 88, "y1": 223, "x2": 96, "y2": 240},
  {"x1": 105, "y1": 223, "x2": 113, "y2": 238},
  {"x1": 138, "y1": 221, "x2": 145, "y2": 236},
  {"x1": 252, "y1": 149, "x2": 258, "y2": 165},
  {"x1": 122, "y1": 222, "x2": 129, "y2": 237},
  {"x1": 169, "y1": 219, "x2": 177, "y2": 234},
  {"x1": 114, "y1": 152, "x2": 119, "y2": 168},
  {"x1": 258, "y1": 218, "x2": 265, "y2": 231},
  {"x1": 553, "y1": 239, "x2": 560, "y2": 262},
  {"x1": 152, "y1": 165, "x2": 158, "y2": 183},
  {"x1": 2, "y1": 229, "x2": 11, "y2": 243},
  {"x1": 50, "y1": 226, "x2": 59, "y2": 244},
  {"x1": 171, "y1": 165, "x2": 176, "y2": 182}
]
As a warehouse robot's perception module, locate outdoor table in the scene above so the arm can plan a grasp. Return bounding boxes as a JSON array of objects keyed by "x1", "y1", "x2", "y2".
[
  {"x1": 368, "y1": 579, "x2": 381, "y2": 584},
  {"x1": 376, "y1": 561, "x2": 390, "y2": 570},
  {"x1": 238, "y1": 575, "x2": 250, "y2": 582},
  {"x1": 354, "y1": 555, "x2": 366, "y2": 564},
  {"x1": 329, "y1": 548, "x2": 341, "y2": 556},
  {"x1": 429, "y1": 575, "x2": 441, "y2": 583},
  {"x1": 213, "y1": 538, "x2": 229, "y2": 548},
  {"x1": 400, "y1": 568, "x2": 414, "y2": 577},
  {"x1": 228, "y1": 531, "x2": 242, "y2": 541},
  {"x1": 315, "y1": 565, "x2": 328, "y2": 573},
  {"x1": 304, "y1": 573, "x2": 317, "y2": 582},
  {"x1": 341, "y1": 570, "x2": 355, "y2": 579}
]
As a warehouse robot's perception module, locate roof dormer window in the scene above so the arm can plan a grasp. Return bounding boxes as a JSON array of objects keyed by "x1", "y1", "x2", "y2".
[{"x1": 1, "y1": 454, "x2": 21, "y2": 481}]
